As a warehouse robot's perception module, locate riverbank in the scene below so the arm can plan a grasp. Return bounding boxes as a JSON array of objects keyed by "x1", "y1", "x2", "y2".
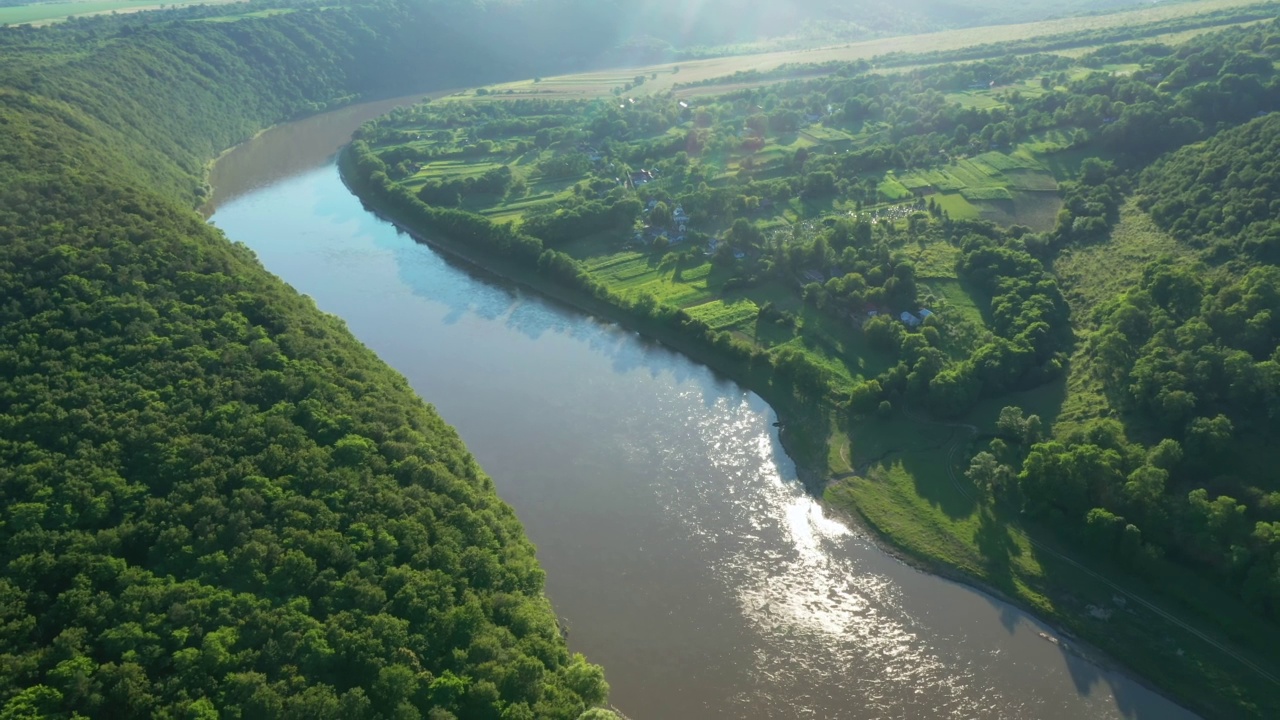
[
  {"x1": 334, "y1": 143, "x2": 1248, "y2": 718},
  {"x1": 337, "y1": 147, "x2": 835, "y2": 468}
]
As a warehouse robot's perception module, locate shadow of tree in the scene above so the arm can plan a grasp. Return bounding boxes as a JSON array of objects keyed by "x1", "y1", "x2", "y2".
[
  {"x1": 890, "y1": 425, "x2": 979, "y2": 520},
  {"x1": 974, "y1": 509, "x2": 1022, "y2": 574}
]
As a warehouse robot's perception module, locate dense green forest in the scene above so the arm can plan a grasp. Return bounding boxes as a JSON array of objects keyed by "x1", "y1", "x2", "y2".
[
  {"x1": 0, "y1": 1, "x2": 637, "y2": 718},
  {"x1": 343, "y1": 13, "x2": 1280, "y2": 717}
]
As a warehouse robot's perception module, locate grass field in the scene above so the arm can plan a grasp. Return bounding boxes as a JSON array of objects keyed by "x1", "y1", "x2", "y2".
[
  {"x1": 473, "y1": 0, "x2": 1276, "y2": 100},
  {"x1": 892, "y1": 150, "x2": 1063, "y2": 229},
  {"x1": 0, "y1": 0, "x2": 241, "y2": 25},
  {"x1": 1054, "y1": 16, "x2": 1276, "y2": 57},
  {"x1": 578, "y1": 249, "x2": 720, "y2": 307},
  {"x1": 197, "y1": 6, "x2": 292, "y2": 22}
]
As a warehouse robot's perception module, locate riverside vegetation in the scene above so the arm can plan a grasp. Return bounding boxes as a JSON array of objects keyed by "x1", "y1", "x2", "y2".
[
  {"x1": 3, "y1": 0, "x2": 1280, "y2": 718},
  {"x1": 343, "y1": 14, "x2": 1280, "y2": 718}
]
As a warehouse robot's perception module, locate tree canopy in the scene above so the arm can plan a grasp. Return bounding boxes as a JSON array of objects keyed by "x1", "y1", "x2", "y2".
[{"x1": 0, "y1": 2, "x2": 615, "y2": 718}]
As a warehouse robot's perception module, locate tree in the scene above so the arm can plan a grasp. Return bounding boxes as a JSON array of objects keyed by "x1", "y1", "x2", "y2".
[
  {"x1": 648, "y1": 201, "x2": 669, "y2": 227},
  {"x1": 996, "y1": 406, "x2": 1027, "y2": 439},
  {"x1": 1185, "y1": 415, "x2": 1234, "y2": 463},
  {"x1": 1079, "y1": 157, "x2": 1113, "y2": 186},
  {"x1": 849, "y1": 380, "x2": 883, "y2": 415},
  {"x1": 966, "y1": 451, "x2": 1012, "y2": 498},
  {"x1": 805, "y1": 171, "x2": 837, "y2": 197}
]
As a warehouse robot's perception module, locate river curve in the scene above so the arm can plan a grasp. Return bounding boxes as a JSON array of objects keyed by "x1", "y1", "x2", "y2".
[{"x1": 205, "y1": 99, "x2": 1198, "y2": 720}]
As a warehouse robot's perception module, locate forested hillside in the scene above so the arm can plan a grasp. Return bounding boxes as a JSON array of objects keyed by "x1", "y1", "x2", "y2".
[
  {"x1": 1142, "y1": 113, "x2": 1280, "y2": 262},
  {"x1": 1040, "y1": 113, "x2": 1280, "y2": 619},
  {"x1": 0, "y1": 2, "x2": 617, "y2": 718}
]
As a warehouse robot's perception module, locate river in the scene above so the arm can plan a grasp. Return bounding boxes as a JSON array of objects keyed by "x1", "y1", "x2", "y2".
[{"x1": 206, "y1": 98, "x2": 1197, "y2": 720}]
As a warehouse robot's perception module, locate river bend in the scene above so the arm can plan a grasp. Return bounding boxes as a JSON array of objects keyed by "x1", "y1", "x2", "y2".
[{"x1": 206, "y1": 102, "x2": 1196, "y2": 720}]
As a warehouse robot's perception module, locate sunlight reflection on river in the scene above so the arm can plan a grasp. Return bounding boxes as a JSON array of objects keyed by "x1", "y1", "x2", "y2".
[{"x1": 638, "y1": 394, "x2": 979, "y2": 717}]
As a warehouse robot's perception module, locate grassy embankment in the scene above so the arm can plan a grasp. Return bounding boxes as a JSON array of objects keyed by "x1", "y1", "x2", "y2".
[{"x1": 345, "y1": 20, "x2": 1280, "y2": 718}]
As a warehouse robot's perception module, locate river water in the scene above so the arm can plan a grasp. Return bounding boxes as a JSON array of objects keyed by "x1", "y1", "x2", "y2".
[{"x1": 206, "y1": 101, "x2": 1196, "y2": 720}]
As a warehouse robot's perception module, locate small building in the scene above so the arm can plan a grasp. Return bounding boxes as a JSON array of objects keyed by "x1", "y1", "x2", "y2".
[
  {"x1": 900, "y1": 311, "x2": 921, "y2": 327},
  {"x1": 918, "y1": 308, "x2": 934, "y2": 319}
]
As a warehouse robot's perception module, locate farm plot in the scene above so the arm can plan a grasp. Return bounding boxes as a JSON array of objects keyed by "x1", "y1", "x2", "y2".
[
  {"x1": 581, "y1": 252, "x2": 718, "y2": 307},
  {"x1": 685, "y1": 298, "x2": 760, "y2": 330},
  {"x1": 896, "y1": 151, "x2": 1057, "y2": 216}
]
